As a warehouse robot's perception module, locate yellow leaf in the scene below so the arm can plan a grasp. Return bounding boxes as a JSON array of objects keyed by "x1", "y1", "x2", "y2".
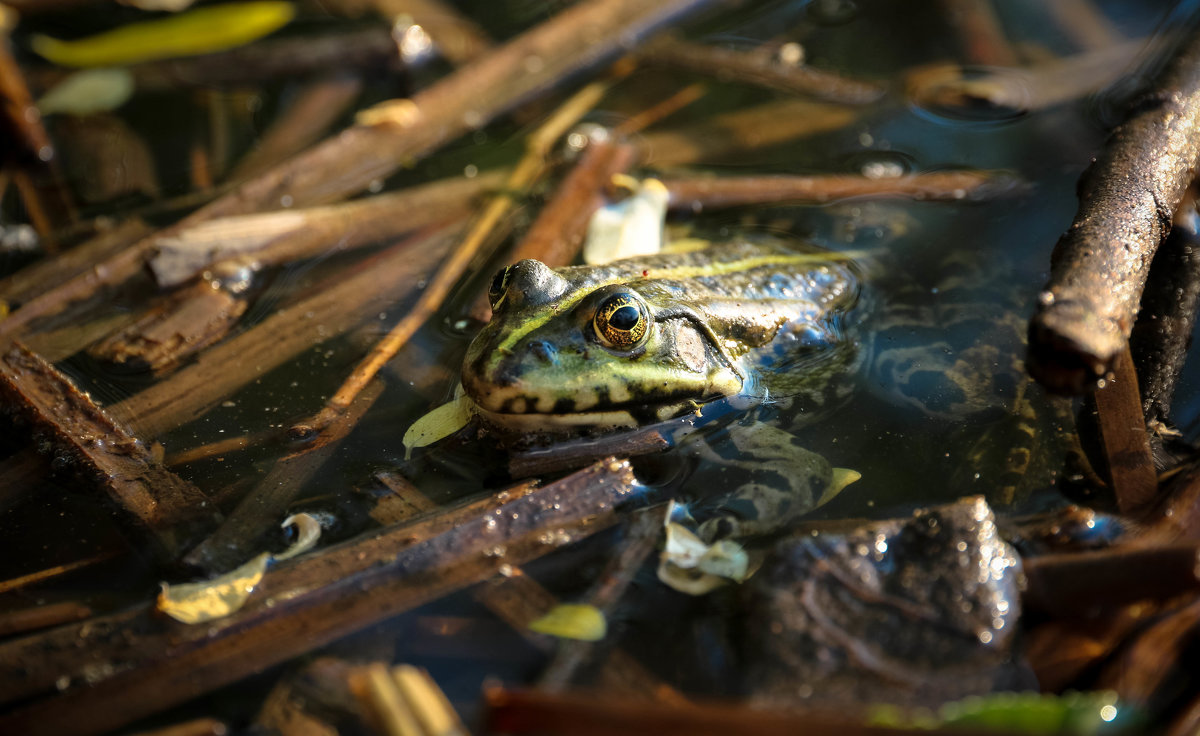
[
  {"x1": 156, "y1": 552, "x2": 269, "y2": 624},
  {"x1": 402, "y1": 391, "x2": 473, "y2": 459},
  {"x1": 32, "y1": 2, "x2": 295, "y2": 68},
  {"x1": 529, "y1": 604, "x2": 607, "y2": 641}
]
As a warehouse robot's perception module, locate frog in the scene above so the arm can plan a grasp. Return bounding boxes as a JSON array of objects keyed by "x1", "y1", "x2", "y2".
[{"x1": 459, "y1": 235, "x2": 863, "y2": 541}]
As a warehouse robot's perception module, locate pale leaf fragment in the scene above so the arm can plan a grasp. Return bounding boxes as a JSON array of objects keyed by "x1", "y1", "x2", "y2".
[
  {"x1": 528, "y1": 604, "x2": 607, "y2": 641},
  {"x1": 157, "y1": 552, "x2": 269, "y2": 624},
  {"x1": 403, "y1": 391, "x2": 473, "y2": 459},
  {"x1": 37, "y1": 68, "x2": 134, "y2": 116}
]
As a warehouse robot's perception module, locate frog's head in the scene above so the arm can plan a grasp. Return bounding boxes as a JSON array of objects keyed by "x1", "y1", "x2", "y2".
[{"x1": 462, "y1": 258, "x2": 743, "y2": 433}]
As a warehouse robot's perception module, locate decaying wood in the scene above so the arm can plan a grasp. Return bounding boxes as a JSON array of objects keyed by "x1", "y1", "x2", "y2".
[
  {"x1": 640, "y1": 37, "x2": 885, "y2": 105},
  {"x1": 638, "y1": 99, "x2": 858, "y2": 167},
  {"x1": 1028, "y1": 27, "x2": 1200, "y2": 394},
  {"x1": 24, "y1": 310, "x2": 140, "y2": 363},
  {"x1": 150, "y1": 171, "x2": 500, "y2": 287},
  {"x1": 227, "y1": 76, "x2": 365, "y2": 182},
  {"x1": 1131, "y1": 200, "x2": 1200, "y2": 437},
  {"x1": 0, "y1": 600, "x2": 91, "y2": 638},
  {"x1": 0, "y1": 459, "x2": 636, "y2": 736},
  {"x1": 1022, "y1": 542, "x2": 1200, "y2": 618},
  {"x1": 87, "y1": 279, "x2": 249, "y2": 375},
  {"x1": 661, "y1": 170, "x2": 1021, "y2": 211},
  {"x1": 1092, "y1": 346, "x2": 1158, "y2": 514},
  {"x1": 1023, "y1": 605, "x2": 1157, "y2": 692},
  {"x1": 509, "y1": 427, "x2": 671, "y2": 478},
  {"x1": 112, "y1": 226, "x2": 459, "y2": 439},
  {"x1": 483, "y1": 686, "x2": 1031, "y2": 736},
  {"x1": 0, "y1": 342, "x2": 217, "y2": 558},
  {"x1": 183, "y1": 379, "x2": 386, "y2": 574},
  {"x1": 1140, "y1": 461, "x2": 1200, "y2": 542},
  {"x1": 121, "y1": 29, "x2": 403, "y2": 91}
]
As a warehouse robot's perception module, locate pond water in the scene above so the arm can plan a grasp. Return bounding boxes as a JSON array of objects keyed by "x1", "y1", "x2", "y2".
[{"x1": 0, "y1": 0, "x2": 1194, "y2": 732}]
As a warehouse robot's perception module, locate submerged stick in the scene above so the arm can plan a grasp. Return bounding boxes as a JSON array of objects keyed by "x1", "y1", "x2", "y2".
[
  {"x1": 0, "y1": 342, "x2": 217, "y2": 558},
  {"x1": 1028, "y1": 28, "x2": 1200, "y2": 394},
  {"x1": 639, "y1": 37, "x2": 884, "y2": 105},
  {"x1": 1092, "y1": 346, "x2": 1157, "y2": 514},
  {"x1": 0, "y1": 459, "x2": 636, "y2": 736},
  {"x1": 660, "y1": 170, "x2": 1021, "y2": 210}
]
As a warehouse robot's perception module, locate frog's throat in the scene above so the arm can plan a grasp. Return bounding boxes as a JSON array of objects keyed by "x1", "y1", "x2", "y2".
[{"x1": 469, "y1": 398, "x2": 698, "y2": 433}]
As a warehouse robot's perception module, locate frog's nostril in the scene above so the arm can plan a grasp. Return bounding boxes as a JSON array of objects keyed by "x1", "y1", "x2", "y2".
[{"x1": 528, "y1": 340, "x2": 558, "y2": 364}]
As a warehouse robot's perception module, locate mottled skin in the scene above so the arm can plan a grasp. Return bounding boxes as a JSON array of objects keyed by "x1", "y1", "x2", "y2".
[{"x1": 462, "y1": 239, "x2": 859, "y2": 435}]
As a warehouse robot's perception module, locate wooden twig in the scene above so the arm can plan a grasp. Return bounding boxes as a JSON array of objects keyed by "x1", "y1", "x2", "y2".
[
  {"x1": 1022, "y1": 542, "x2": 1200, "y2": 618},
  {"x1": 1028, "y1": 26, "x2": 1200, "y2": 394},
  {"x1": 0, "y1": 601, "x2": 92, "y2": 638},
  {"x1": 227, "y1": 76, "x2": 364, "y2": 182},
  {"x1": 483, "y1": 686, "x2": 1031, "y2": 736},
  {"x1": 509, "y1": 427, "x2": 671, "y2": 478},
  {"x1": 639, "y1": 37, "x2": 884, "y2": 105},
  {"x1": 0, "y1": 29, "x2": 52, "y2": 162},
  {"x1": 1092, "y1": 346, "x2": 1158, "y2": 514},
  {"x1": 127, "y1": 29, "x2": 402, "y2": 91},
  {"x1": 538, "y1": 507, "x2": 666, "y2": 690},
  {"x1": 938, "y1": 0, "x2": 1018, "y2": 67},
  {"x1": 182, "y1": 379, "x2": 386, "y2": 574},
  {"x1": 112, "y1": 226, "x2": 459, "y2": 439},
  {"x1": 0, "y1": 0, "x2": 723, "y2": 340},
  {"x1": 613, "y1": 82, "x2": 706, "y2": 137},
  {"x1": 638, "y1": 99, "x2": 858, "y2": 167},
  {"x1": 87, "y1": 279, "x2": 249, "y2": 375},
  {"x1": 150, "y1": 171, "x2": 500, "y2": 287},
  {"x1": 296, "y1": 78, "x2": 615, "y2": 436},
  {"x1": 0, "y1": 459, "x2": 636, "y2": 736},
  {"x1": 660, "y1": 170, "x2": 1021, "y2": 210},
  {"x1": 0, "y1": 342, "x2": 217, "y2": 558},
  {"x1": 905, "y1": 38, "x2": 1151, "y2": 116},
  {"x1": 0, "y1": 551, "x2": 120, "y2": 595},
  {"x1": 342, "y1": 0, "x2": 495, "y2": 66}
]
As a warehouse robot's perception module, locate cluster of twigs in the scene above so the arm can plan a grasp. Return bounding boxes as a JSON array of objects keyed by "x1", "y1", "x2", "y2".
[{"x1": 0, "y1": 0, "x2": 1199, "y2": 735}]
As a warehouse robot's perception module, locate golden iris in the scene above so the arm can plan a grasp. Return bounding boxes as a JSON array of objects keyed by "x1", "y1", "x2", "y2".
[{"x1": 593, "y1": 293, "x2": 648, "y2": 350}]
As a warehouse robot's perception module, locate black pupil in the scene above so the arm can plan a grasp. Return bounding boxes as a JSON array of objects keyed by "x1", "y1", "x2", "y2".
[{"x1": 609, "y1": 305, "x2": 640, "y2": 331}]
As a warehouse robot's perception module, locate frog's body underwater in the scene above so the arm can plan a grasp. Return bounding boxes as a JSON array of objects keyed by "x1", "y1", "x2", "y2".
[{"x1": 460, "y1": 237, "x2": 862, "y2": 540}]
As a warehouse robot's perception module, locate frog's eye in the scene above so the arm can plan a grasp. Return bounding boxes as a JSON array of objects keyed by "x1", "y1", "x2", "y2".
[
  {"x1": 593, "y1": 293, "x2": 649, "y2": 350},
  {"x1": 488, "y1": 265, "x2": 513, "y2": 310}
]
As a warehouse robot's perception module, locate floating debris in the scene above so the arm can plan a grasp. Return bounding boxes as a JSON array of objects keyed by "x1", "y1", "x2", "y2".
[
  {"x1": 528, "y1": 604, "x2": 608, "y2": 641},
  {"x1": 157, "y1": 552, "x2": 270, "y2": 625},
  {"x1": 36, "y1": 68, "x2": 134, "y2": 116},
  {"x1": 403, "y1": 390, "x2": 474, "y2": 459},
  {"x1": 31, "y1": 2, "x2": 296, "y2": 68}
]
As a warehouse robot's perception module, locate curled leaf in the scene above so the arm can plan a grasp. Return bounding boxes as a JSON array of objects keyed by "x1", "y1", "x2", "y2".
[
  {"x1": 31, "y1": 2, "x2": 295, "y2": 68},
  {"x1": 275, "y1": 512, "x2": 321, "y2": 561},
  {"x1": 403, "y1": 390, "x2": 474, "y2": 459},
  {"x1": 658, "y1": 516, "x2": 749, "y2": 596},
  {"x1": 37, "y1": 68, "x2": 134, "y2": 116},
  {"x1": 529, "y1": 604, "x2": 607, "y2": 641},
  {"x1": 156, "y1": 552, "x2": 269, "y2": 624},
  {"x1": 583, "y1": 177, "x2": 668, "y2": 265}
]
